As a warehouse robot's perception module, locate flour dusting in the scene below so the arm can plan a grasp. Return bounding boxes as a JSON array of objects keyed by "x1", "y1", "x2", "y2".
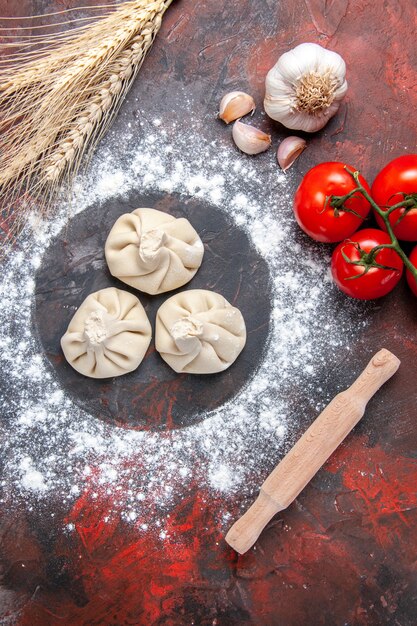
[{"x1": 0, "y1": 103, "x2": 369, "y2": 535}]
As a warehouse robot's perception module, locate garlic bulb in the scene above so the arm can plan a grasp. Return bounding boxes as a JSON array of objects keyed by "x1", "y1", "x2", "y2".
[
  {"x1": 232, "y1": 119, "x2": 271, "y2": 155},
  {"x1": 264, "y1": 43, "x2": 347, "y2": 133},
  {"x1": 219, "y1": 91, "x2": 255, "y2": 124}
]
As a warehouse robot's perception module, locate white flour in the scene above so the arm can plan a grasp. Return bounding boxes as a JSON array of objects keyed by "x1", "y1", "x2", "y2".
[{"x1": 0, "y1": 110, "x2": 369, "y2": 533}]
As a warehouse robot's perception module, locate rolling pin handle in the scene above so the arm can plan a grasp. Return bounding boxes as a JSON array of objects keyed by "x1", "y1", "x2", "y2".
[
  {"x1": 225, "y1": 490, "x2": 283, "y2": 555},
  {"x1": 348, "y1": 348, "x2": 400, "y2": 402}
]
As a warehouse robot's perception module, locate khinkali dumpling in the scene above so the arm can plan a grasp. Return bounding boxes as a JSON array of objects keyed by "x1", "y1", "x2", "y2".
[
  {"x1": 155, "y1": 289, "x2": 247, "y2": 374},
  {"x1": 105, "y1": 208, "x2": 204, "y2": 295},
  {"x1": 61, "y1": 287, "x2": 151, "y2": 378}
]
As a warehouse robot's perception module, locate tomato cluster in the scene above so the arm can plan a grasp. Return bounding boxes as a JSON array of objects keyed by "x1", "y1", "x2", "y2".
[{"x1": 293, "y1": 155, "x2": 417, "y2": 300}]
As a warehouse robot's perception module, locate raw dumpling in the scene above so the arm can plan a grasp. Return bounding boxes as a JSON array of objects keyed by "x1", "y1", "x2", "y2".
[
  {"x1": 61, "y1": 287, "x2": 151, "y2": 378},
  {"x1": 105, "y1": 208, "x2": 204, "y2": 295},
  {"x1": 155, "y1": 289, "x2": 247, "y2": 374}
]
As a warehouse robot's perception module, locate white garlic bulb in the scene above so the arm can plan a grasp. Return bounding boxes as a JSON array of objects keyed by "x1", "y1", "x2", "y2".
[{"x1": 264, "y1": 43, "x2": 347, "y2": 133}]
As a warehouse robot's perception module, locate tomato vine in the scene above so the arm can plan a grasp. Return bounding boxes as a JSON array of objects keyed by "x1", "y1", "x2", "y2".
[{"x1": 331, "y1": 168, "x2": 417, "y2": 289}]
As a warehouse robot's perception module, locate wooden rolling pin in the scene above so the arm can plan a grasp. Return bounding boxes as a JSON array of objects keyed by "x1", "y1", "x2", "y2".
[{"x1": 225, "y1": 348, "x2": 400, "y2": 554}]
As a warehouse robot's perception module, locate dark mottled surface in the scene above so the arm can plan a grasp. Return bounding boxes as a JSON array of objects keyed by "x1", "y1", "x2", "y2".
[
  {"x1": 34, "y1": 191, "x2": 271, "y2": 430},
  {"x1": 1, "y1": 1, "x2": 417, "y2": 625}
]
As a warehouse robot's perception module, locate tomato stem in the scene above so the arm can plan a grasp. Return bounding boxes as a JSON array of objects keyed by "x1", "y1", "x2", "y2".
[
  {"x1": 328, "y1": 190, "x2": 366, "y2": 219},
  {"x1": 338, "y1": 169, "x2": 417, "y2": 288},
  {"x1": 340, "y1": 241, "x2": 401, "y2": 279}
]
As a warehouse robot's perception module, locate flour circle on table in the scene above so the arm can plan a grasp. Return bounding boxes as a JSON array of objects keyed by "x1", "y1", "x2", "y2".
[
  {"x1": 0, "y1": 110, "x2": 369, "y2": 532},
  {"x1": 34, "y1": 191, "x2": 271, "y2": 430}
]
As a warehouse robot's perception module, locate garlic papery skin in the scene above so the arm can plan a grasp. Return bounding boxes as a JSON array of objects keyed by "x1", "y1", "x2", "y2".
[
  {"x1": 232, "y1": 119, "x2": 271, "y2": 155},
  {"x1": 264, "y1": 43, "x2": 348, "y2": 133},
  {"x1": 277, "y1": 136, "x2": 306, "y2": 171},
  {"x1": 219, "y1": 91, "x2": 256, "y2": 124}
]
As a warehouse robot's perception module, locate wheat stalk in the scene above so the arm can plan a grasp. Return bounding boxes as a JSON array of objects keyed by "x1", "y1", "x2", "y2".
[{"x1": 0, "y1": 0, "x2": 173, "y2": 250}]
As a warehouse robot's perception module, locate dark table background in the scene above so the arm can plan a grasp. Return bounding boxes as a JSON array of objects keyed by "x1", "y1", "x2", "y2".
[{"x1": 1, "y1": 1, "x2": 417, "y2": 624}]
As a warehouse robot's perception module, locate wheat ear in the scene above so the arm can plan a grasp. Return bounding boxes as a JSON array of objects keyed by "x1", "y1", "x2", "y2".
[{"x1": 0, "y1": 0, "x2": 173, "y2": 250}]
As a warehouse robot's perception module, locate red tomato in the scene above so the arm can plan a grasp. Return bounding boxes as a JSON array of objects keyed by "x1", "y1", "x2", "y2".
[
  {"x1": 371, "y1": 154, "x2": 417, "y2": 241},
  {"x1": 293, "y1": 162, "x2": 371, "y2": 243},
  {"x1": 331, "y1": 228, "x2": 403, "y2": 300},
  {"x1": 406, "y1": 245, "x2": 417, "y2": 296}
]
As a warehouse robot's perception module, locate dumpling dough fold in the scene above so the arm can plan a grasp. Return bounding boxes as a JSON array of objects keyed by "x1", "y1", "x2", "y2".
[
  {"x1": 155, "y1": 289, "x2": 247, "y2": 374},
  {"x1": 105, "y1": 208, "x2": 204, "y2": 295},
  {"x1": 61, "y1": 287, "x2": 152, "y2": 378}
]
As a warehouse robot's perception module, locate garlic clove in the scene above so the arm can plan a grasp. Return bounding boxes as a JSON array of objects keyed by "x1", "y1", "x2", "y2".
[
  {"x1": 219, "y1": 91, "x2": 256, "y2": 124},
  {"x1": 277, "y1": 136, "x2": 306, "y2": 171},
  {"x1": 232, "y1": 119, "x2": 271, "y2": 155}
]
